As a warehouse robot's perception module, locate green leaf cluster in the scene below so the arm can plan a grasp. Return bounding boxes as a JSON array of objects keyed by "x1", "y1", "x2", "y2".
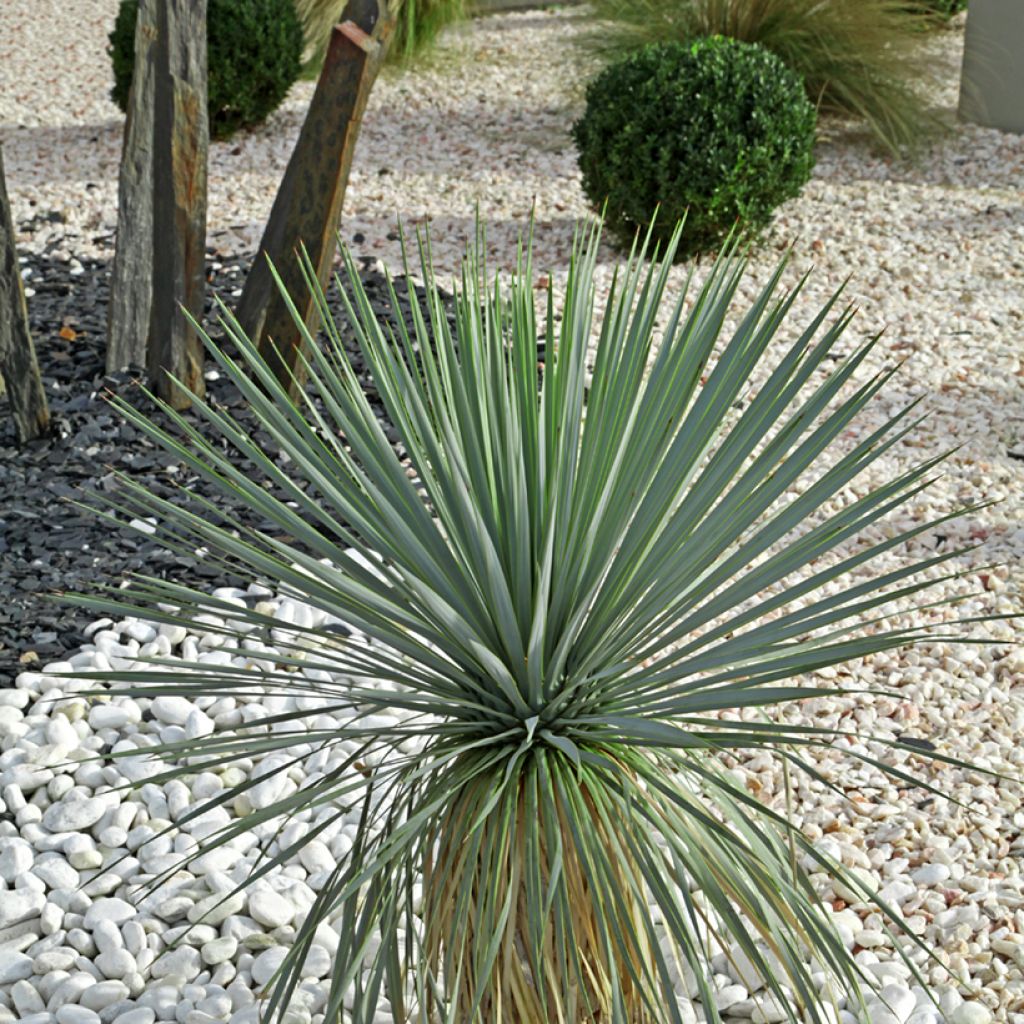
[
  {"x1": 76, "y1": 222, "x2": 995, "y2": 1022},
  {"x1": 109, "y1": 0, "x2": 303, "y2": 140},
  {"x1": 573, "y1": 38, "x2": 817, "y2": 260}
]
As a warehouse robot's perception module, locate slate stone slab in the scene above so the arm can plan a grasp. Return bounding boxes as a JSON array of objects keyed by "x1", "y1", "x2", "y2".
[
  {"x1": 107, "y1": 0, "x2": 209, "y2": 410},
  {"x1": 236, "y1": 0, "x2": 394, "y2": 399},
  {"x1": 0, "y1": 145, "x2": 50, "y2": 444}
]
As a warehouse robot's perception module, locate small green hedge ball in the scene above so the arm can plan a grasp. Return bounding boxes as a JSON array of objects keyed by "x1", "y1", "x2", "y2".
[{"x1": 573, "y1": 37, "x2": 818, "y2": 260}]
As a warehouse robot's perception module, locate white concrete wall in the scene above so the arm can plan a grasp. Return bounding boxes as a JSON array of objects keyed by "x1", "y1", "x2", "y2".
[{"x1": 959, "y1": 0, "x2": 1024, "y2": 132}]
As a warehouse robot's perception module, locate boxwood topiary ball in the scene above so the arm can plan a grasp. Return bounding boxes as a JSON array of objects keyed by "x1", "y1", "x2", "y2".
[
  {"x1": 109, "y1": 0, "x2": 303, "y2": 141},
  {"x1": 573, "y1": 37, "x2": 817, "y2": 260}
]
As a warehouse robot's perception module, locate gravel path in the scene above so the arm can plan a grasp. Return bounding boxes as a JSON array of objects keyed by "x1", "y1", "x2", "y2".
[{"x1": 1, "y1": 2, "x2": 1022, "y2": 1023}]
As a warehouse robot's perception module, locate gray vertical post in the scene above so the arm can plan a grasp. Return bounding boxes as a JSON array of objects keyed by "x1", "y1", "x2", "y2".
[
  {"x1": 107, "y1": 0, "x2": 208, "y2": 410},
  {"x1": 148, "y1": 0, "x2": 209, "y2": 409},
  {"x1": 959, "y1": 0, "x2": 1024, "y2": 133},
  {"x1": 107, "y1": 0, "x2": 159, "y2": 374},
  {"x1": 0, "y1": 144, "x2": 50, "y2": 444}
]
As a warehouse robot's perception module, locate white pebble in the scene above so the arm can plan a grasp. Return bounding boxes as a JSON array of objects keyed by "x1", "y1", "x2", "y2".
[
  {"x1": 251, "y1": 946, "x2": 288, "y2": 987},
  {"x1": 83, "y1": 898, "x2": 135, "y2": 929},
  {"x1": 0, "y1": 950, "x2": 34, "y2": 984},
  {"x1": 248, "y1": 889, "x2": 295, "y2": 929},
  {"x1": 951, "y1": 1005, "x2": 993, "y2": 1024},
  {"x1": 0, "y1": 890, "x2": 45, "y2": 929}
]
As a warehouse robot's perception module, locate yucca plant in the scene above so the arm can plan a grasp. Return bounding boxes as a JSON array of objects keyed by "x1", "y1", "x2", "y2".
[
  {"x1": 75, "y1": 221, "x2": 993, "y2": 1023},
  {"x1": 581, "y1": 0, "x2": 943, "y2": 155}
]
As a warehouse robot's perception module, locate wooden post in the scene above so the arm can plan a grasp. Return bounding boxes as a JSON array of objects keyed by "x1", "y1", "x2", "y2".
[
  {"x1": 0, "y1": 144, "x2": 50, "y2": 444},
  {"x1": 148, "y1": 0, "x2": 209, "y2": 408},
  {"x1": 107, "y1": 0, "x2": 208, "y2": 410},
  {"x1": 235, "y1": 0, "x2": 394, "y2": 398},
  {"x1": 106, "y1": 0, "x2": 159, "y2": 374}
]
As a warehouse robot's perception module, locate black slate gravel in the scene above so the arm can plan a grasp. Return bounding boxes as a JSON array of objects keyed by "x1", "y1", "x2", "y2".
[{"x1": 0, "y1": 246, "x2": 456, "y2": 683}]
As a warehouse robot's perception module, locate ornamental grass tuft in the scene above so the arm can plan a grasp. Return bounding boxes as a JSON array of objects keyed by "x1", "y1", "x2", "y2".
[{"x1": 75, "y1": 222, "x2": 995, "y2": 1023}]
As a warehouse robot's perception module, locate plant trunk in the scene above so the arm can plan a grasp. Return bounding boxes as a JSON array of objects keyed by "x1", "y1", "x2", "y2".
[
  {"x1": 422, "y1": 772, "x2": 656, "y2": 1023},
  {"x1": 234, "y1": 0, "x2": 395, "y2": 400},
  {"x1": 0, "y1": 144, "x2": 50, "y2": 444}
]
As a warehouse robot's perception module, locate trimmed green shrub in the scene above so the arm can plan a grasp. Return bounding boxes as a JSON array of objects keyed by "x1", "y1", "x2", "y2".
[
  {"x1": 573, "y1": 37, "x2": 816, "y2": 259},
  {"x1": 109, "y1": 0, "x2": 303, "y2": 140},
  {"x1": 582, "y1": 0, "x2": 944, "y2": 156}
]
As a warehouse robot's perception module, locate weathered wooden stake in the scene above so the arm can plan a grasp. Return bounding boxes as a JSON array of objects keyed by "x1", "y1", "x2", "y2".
[
  {"x1": 106, "y1": 0, "x2": 159, "y2": 375},
  {"x1": 235, "y1": 0, "x2": 394, "y2": 398},
  {"x1": 148, "y1": 0, "x2": 209, "y2": 408},
  {"x1": 107, "y1": 0, "x2": 208, "y2": 410},
  {"x1": 0, "y1": 144, "x2": 50, "y2": 444}
]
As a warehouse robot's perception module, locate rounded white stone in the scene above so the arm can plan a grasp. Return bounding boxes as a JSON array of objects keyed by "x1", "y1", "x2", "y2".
[
  {"x1": 202, "y1": 936, "x2": 239, "y2": 965},
  {"x1": 150, "y1": 945, "x2": 201, "y2": 980},
  {"x1": 0, "y1": 834, "x2": 33, "y2": 874},
  {"x1": 114, "y1": 1010, "x2": 156, "y2": 1024},
  {"x1": 0, "y1": 890, "x2": 45, "y2": 930},
  {"x1": 55, "y1": 1005, "x2": 102, "y2": 1024},
  {"x1": 251, "y1": 946, "x2": 288, "y2": 987},
  {"x1": 951, "y1": 1005, "x2": 993, "y2": 1024},
  {"x1": 248, "y1": 889, "x2": 295, "y2": 929},
  {"x1": 158, "y1": 624, "x2": 188, "y2": 646},
  {"x1": 32, "y1": 855, "x2": 80, "y2": 890},
  {"x1": 10, "y1": 979, "x2": 46, "y2": 1016},
  {"x1": 82, "y1": 898, "x2": 135, "y2": 929},
  {"x1": 42, "y1": 798, "x2": 107, "y2": 834},
  {"x1": 188, "y1": 891, "x2": 246, "y2": 926},
  {"x1": 910, "y1": 864, "x2": 951, "y2": 887},
  {"x1": 95, "y1": 947, "x2": 137, "y2": 979},
  {"x1": 301, "y1": 944, "x2": 331, "y2": 979},
  {"x1": 91, "y1": 919, "x2": 124, "y2": 955},
  {"x1": 877, "y1": 984, "x2": 916, "y2": 1023},
  {"x1": 150, "y1": 696, "x2": 195, "y2": 726},
  {"x1": 185, "y1": 709, "x2": 215, "y2": 739},
  {"x1": 88, "y1": 705, "x2": 131, "y2": 730}
]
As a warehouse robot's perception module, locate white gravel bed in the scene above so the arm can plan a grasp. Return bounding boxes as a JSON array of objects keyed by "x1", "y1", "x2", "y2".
[
  {"x1": 0, "y1": 584, "x2": 1017, "y2": 1024},
  {"x1": 1, "y1": 1, "x2": 1022, "y2": 1022}
]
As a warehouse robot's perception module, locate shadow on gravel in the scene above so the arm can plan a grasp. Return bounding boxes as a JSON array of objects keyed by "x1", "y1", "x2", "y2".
[{"x1": 0, "y1": 250, "x2": 455, "y2": 682}]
